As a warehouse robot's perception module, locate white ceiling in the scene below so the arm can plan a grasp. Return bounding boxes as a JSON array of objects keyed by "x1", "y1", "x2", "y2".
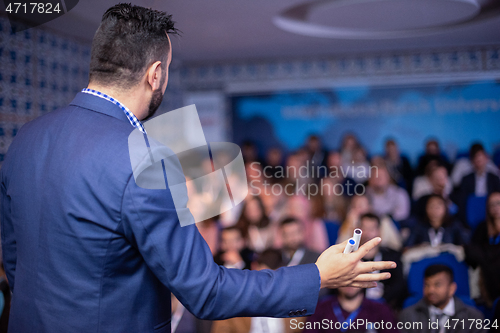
[{"x1": 42, "y1": 0, "x2": 500, "y2": 63}]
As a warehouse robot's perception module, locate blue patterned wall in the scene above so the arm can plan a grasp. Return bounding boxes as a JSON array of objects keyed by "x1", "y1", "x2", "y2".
[{"x1": 0, "y1": 15, "x2": 91, "y2": 166}]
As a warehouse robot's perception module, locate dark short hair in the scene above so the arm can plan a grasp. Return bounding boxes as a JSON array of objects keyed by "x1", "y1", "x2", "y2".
[
  {"x1": 469, "y1": 143, "x2": 485, "y2": 160},
  {"x1": 424, "y1": 264, "x2": 454, "y2": 283},
  {"x1": 359, "y1": 212, "x2": 381, "y2": 227},
  {"x1": 89, "y1": 3, "x2": 178, "y2": 88},
  {"x1": 256, "y1": 249, "x2": 284, "y2": 270},
  {"x1": 280, "y1": 216, "x2": 301, "y2": 227}
]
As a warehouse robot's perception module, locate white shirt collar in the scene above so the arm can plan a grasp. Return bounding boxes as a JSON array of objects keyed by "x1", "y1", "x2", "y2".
[{"x1": 429, "y1": 297, "x2": 455, "y2": 317}]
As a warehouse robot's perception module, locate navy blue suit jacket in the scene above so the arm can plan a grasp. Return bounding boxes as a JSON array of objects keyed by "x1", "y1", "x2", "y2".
[{"x1": 0, "y1": 92, "x2": 320, "y2": 332}]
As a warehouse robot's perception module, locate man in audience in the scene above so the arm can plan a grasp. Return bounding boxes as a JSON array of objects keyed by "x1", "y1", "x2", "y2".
[
  {"x1": 416, "y1": 139, "x2": 451, "y2": 176},
  {"x1": 366, "y1": 166, "x2": 410, "y2": 222},
  {"x1": 303, "y1": 285, "x2": 398, "y2": 332},
  {"x1": 213, "y1": 226, "x2": 254, "y2": 270},
  {"x1": 451, "y1": 142, "x2": 500, "y2": 188},
  {"x1": 280, "y1": 217, "x2": 320, "y2": 266},
  {"x1": 413, "y1": 163, "x2": 452, "y2": 201},
  {"x1": 399, "y1": 264, "x2": 485, "y2": 333},
  {"x1": 305, "y1": 135, "x2": 328, "y2": 172},
  {"x1": 384, "y1": 139, "x2": 413, "y2": 194},
  {"x1": 456, "y1": 143, "x2": 500, "y2": 222},
  {"x1": 359, "y1": 213, "x2": 406, "y2": 310},
  {"x1": 412, "y1": 163, "x2": 456, "y2": 218},
  {"x1": 264, "y1": 147, "x2": 285, "y2": 184}
]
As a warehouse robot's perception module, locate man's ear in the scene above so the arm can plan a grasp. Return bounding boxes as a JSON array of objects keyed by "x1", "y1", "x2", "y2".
[
  {"x1": 449, "y1": 282, "x2": 457, "y2": 297},
  {"x1": 146, "y1": 61, "x2": 162, "y2": 91}
]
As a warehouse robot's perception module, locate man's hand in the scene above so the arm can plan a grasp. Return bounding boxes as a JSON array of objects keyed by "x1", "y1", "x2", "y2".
[{"x1": 315, "y1": 237, "x2": 396, "y2": 289}]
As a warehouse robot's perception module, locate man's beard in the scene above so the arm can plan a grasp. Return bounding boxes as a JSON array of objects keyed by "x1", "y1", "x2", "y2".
[{"x1": 143, "y1": 72, "x2": 166, "y2": 121}]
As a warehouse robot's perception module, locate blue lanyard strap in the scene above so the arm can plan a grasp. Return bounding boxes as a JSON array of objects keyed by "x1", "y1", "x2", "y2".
[{"x1": 332, "y1": 303, "x2": 361, "y2": 332}]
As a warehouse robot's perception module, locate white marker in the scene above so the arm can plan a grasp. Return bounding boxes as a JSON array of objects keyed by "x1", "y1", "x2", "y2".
[
  {"x1": 343, "y1": 238, "x2": 356, "y2": 254},
  {"x1": 353, "y1": 228, "x2": 362, "y2": 251}
]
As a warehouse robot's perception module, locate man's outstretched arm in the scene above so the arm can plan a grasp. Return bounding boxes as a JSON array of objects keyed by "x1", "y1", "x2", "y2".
[
  {"x1": 121, "y1": 173, "x2": 395, "y2": 320},
  {"x1": 121, "y1": 173, "x2": 322, "y2": 319}
]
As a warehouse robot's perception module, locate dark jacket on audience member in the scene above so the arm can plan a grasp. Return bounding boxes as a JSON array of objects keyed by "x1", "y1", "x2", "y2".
[
  {"x1": 455, "y1": 172, "x2": 500, "y2": 223},
  {"x1": 282, "y1": 248, "x2": 320, "y2": 267},
  {"x1": 404, "y1": 220, "x2": 470, "y2": 248},
  {"x1": 398, "y1": 297, "x2": 486, "y2": 333},
  {"x1": 464, "y1": 221, "x2": 500, "y2": 302}
]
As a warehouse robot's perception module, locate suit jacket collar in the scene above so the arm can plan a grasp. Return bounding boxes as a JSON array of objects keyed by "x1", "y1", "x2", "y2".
[
  {"x1": 414, "y1": 296, "x2": 466, "y2": 317},
  {"x1": 69, "y1": 92, "x2": 131, "y2": 125}
]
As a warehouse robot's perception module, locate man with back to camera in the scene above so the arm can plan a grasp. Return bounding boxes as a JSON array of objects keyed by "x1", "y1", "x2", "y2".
[
  {"x1": 399, "y1": 264, "x2": 485, "y2": 333},
  {"x1": 0, "y1": 4, "x2": 395, "y2": 332}
]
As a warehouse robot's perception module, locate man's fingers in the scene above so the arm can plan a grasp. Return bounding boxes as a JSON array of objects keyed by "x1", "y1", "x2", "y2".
[
  {"x1": 356, "y1": 261, "x2": 397, "y2": 274},
  {"x1": 349, "y1": 281, "x2": 378, "y2": 288},
  {"x1": 353, "y1": 272, "x2": 391, "y2": 282},
  {"x1": 354, "y1": 237, "x2": 382, "y2": 260}
]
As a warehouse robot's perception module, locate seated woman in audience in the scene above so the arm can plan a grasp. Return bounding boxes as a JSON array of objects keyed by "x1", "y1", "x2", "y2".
[
  {"x1": 405, "y1": 194, "x2": 469, "y2": 248},
  {"x1": 465, "y1": 191, "x2": 500, "y2": 307},
  {"x1": 235, "y1": 195, "x2": 275, "y2": 253}
]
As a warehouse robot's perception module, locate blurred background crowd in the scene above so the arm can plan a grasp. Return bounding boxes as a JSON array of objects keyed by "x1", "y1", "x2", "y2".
[{"x1": 176, "y1": 135, "x2": 500, "y2": 332}]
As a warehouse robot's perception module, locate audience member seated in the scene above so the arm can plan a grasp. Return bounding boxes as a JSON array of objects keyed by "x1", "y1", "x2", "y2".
[
  {"x1": 366, "y1": 165, "x2": 411, "y2": 222},
  {"x1": 415, "y1": 139, "x2": 451, "y2": 176},
  {"x1": 263, "y1": 146, "x2": 285, "y2": 184},
  {"x1": 359, "y1": 213, "x2": 407, "y2": 311},
  {"x1": 465, "y1": 191, "x2": 500, "y2": 307},
  {"x1": 338, "y1": 194, "x2": 403, "y2": 251},
  {"x1": 310, "y1": 194, "x2": 342, "y2": 245},
  {"x1": 339, "y1": 133, "x2": 361, "y2": 166},
  {"x1": 242, "y1": 162, "x2": 266, "y2": 200},
  {"x1": 384, "y1": 139, "x2": 413, "y2": 193},
  {"x1": 236, "y1": 195, "x2": 276, "y2": 253},
  {"x1": 451, "y1": 143, "x2": 500, "y2": 188},
  {"x1": 210, "y1": 249, "x2": 291, "y2": 333},
  {"x1": 455, "y1": 143, "x2": 500, "y2": 223},
  {"x1": 342, "y1": 146, "x2": 371, "y2": 184},
  {"x1": 323, "y1": 150, "x2": 356, "y2": 198},
  {"x1": 280, "y1": 217, "x2": 320, "y2": 266},
  {"x1": 399, "y1": 264, "x2": 485, "y2": 333},
  {"x1": 303, "y1": 286, "x2": 399, "y2": 332},
  {"x1": 405, "y1": 195, "x2": 469, "y2": 248},
  {"x1": 241, "y1": 140, "x2": 262, "y2": 164},
  {"x1": 412, "y1": 161, "x2": 452, "y2": 202},
  {"x1": 214, "y1": 226, "x2": 254, "y2": 270},
  {"x1": 281, "y1": 152, "x2": 313, "y2": 192},
  {"x1": 305, "y1": 134, "x2": 328, "y2": 172}
]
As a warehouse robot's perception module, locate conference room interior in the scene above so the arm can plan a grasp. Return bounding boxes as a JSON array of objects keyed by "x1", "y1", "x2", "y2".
[{"x1": 1, "y1": 0, "x2": 500, "y2": 332}]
